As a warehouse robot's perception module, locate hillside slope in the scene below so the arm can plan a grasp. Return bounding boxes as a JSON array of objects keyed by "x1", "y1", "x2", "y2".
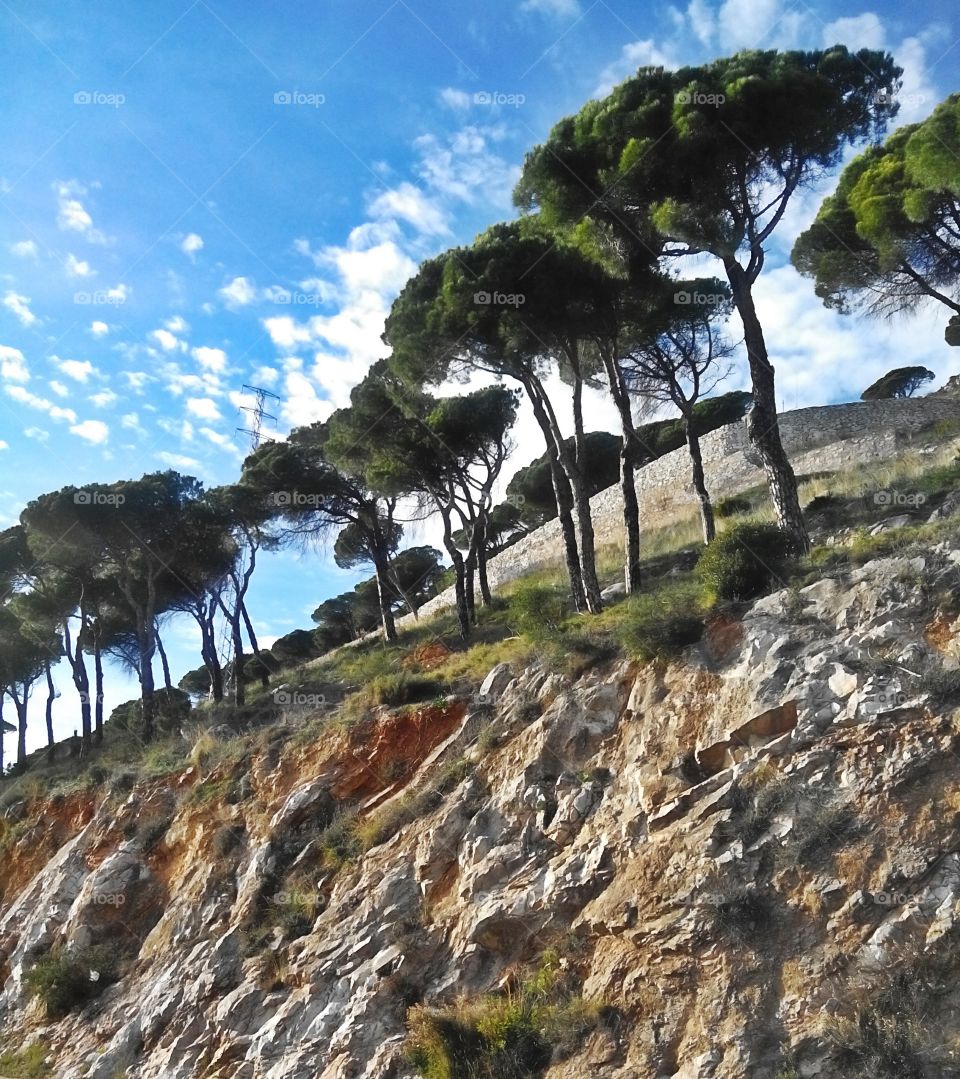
[{"x1": 3, "y1": 524, "x2": 960, "y2": 1076}]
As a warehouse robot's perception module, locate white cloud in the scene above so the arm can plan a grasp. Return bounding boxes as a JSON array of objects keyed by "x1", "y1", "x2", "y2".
[
  {"x1": 69, "y1": 419, "x2": 109, "y2": 444},
  {"x1": 24, "y1": 426, "x2": 49, "y2": 442},
  {"x1": 90, "y1": 320, "x2": 109, "y2": 336},
  {"x1": 439, "y1": 87, "x2": 472, "y2": 110},
  {"x1": 0, "y1": 346, "x2": 29, "y2": 382},
  {"x1": 106, "y1": 284, "x2": 129, "y2": 304},
  {"x1": 54, "y1": 180, "x2": 107, "y2": 243},
  {"x1": 124, "y1": 371, "x2": 150, "y2": 392},
  {"x1": 0, "y1": 440, "x2": 7, "y2": 450},
  {"x1": 185, "y1": 397, "x2": 221, "y2": 420},
  {"x1": 414, "y1": 127, "x2": 519, "y2": 209},
  {"x1": 6, "y1": 385, "x2": 77, "y2": 422},
  {"x1": 90, "y1": 389, "x2": 117, "y2": 408},
  {"x1": 251, "y1": 365, "x2": 278, "y2": 387},
  {"x1": 281, "y1": 369, "x2": 332, "y2": 428},
  {"x1": 57, "y1": 358, "x2": 96, "y2": 382},
  {"x1": 192, "y1": 346, "x2": 227, "y2": 372},
  {"x1": 521, "y1": 0, "x2": 580, "y2": 15},
  {"x1": 49, "y1": 380, "x2": 69, "y2": 397},
  {"x1": 157, "y1": 451, "x2": 201, "y2": 469},
  {"x1": 180, "y1": 232, "x2": 204, "y2": 259},
  {"x1": 822, "y1": 12, "x2": 886, "y2": 49},
  {"x1": 595, "y1": 39, "x2": 680, "y2": 95},
  {"x1": 10, "y1": 240, "x2": 37, "y2": 259},
  {"x1": 3, "y1": 291, "x2": 38, "y2": 327},
  {"x1": 121, "y1": 412, "x2": 142, "y2": 430},
  {"x1": 199, "y1": 426, "x2": 237, "y2": 451},
  {"x1": 262, "y1": 316, "x2": 314, "y2": 350},
  {"x1": 219, "y1": 275, "x2": 257, "y2": 307},
  {"x1": 165, "y1": 315, "x2": 189, "y2": 333},
  {"x1": 150, "y1": 328, "x2": 185, "y2": 352},
  {"x1": 369, "y1": 181, "x2": 450, "y2": 236},
  {"x1": 65, "y1": 253, "x2": 93, "y2": 278}
]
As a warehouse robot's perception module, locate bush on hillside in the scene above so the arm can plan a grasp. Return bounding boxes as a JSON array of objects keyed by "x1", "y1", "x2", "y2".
[
  {"x1": 714, "y1": 494, "x2": 753, "y2": 519},
  {"x1": 507, "y1": 582, "x2": 572, "y2": 644},
  {"x1": 696, "y1": 523, "x2": 799, "y2": 602},
  {"x1": 615, "y1": 581, "x2": 706, "y2": 661},
  {"x1": 24, "y1": 946, "x2": 119, "y2": 1018},
  {"x1": 368, "y1": 672, "x2": 446, "y2": 708}
]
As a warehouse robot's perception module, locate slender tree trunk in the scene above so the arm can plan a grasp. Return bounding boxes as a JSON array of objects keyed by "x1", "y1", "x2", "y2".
[
  {"x1": 240, "y1": 601, "x2": 270, "y2": 687},
  {"x1": 685, "y1": 415, "x2": 715, "y2": 544},
  {"x1": 465, "y1": 549, "x2": 478, "y2": 625},
  {"x1": 476, "y1": 520, "x2": 493, "y2": 606},
  {"x1": 724, "y1": 258, "x2": 809, "y2": 552},
  {"x1": 155, "y1": 627, "x2": 173, "y2": 690},
  {"x1": 523, "y1": 380, "x2": 587, "y2": 611},
  {"x1": 0, "y1": 694, "x2": 5, "y2": 775},
  {"x1": 371, "y1": 557, "x2": 397, "y2": 643},
  {"x1": 439, "y1": 506, "x2": 470, "y2": 640},
  {"x1": 138, "y1": 614, "x2": 157, "y2": 741},
  {"x1": 541, "y1": 381, "x2": 603, "y2": 613},
  {"x1": 45, "y1": 662, "x2": 56, "y2": 763},
  {"x1": 201, "y1": 618, "x2": 224, "y2": 703},
  {"x1": 13, "y1": 688, "x2": 27, "y2": 764},
  {"x1": 94, "y1": 646, "x2": 104, "y2": 744},
  {"x1": 230, "y1": 615, "x2": 246, "y2": 707},
  {"x1": 602, "y1": 352, "x2": 643, "y2": 593}
]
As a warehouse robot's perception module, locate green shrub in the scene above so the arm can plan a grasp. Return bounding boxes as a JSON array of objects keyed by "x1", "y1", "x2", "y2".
[
  {"x1": 405, "y1": 952, "x2": 601, "y2": 1078},
  {"x1": 696, "y1": 523, "x2": 799, "y2": 602},
  {"x1": 615, "y1": 580, "x2": 706, "y2": 661},
  {"x1": 0, "y1": 1044, "x2": 52, "y2": 1077},
  {"x1": 507, "y1": 582, "x2": 572, "y2": 643},
  {"x1": 715, "y1": 494, "x2": 753, "y2": 519},
  {"x1": 24, "y1": 946, "x2": 119, "y2": 1018},
  {"x1": 368, "y1": 673, "x2": 446, "y2": 708}
]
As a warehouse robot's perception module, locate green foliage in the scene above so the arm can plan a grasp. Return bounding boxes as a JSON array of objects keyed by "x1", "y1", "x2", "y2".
[
  {"x1": 507, "y1": 582, "x2": 572, "y2": 643},
  {"x1": 714, "y1": 494, "x2": 753, "y2": 519},
  {"x1": 860, "y1": 366, "x2": 935, "y2": 400},
  {"x1": 696, "y1": 523, "x2": 799, "y2": 602},
  {"x1": 793, "y1": 93, "x2": 960, "y2": 331},
  {"x1": 405, "y1": 952, "x2": 602, "y2": 1079},
  {"x1": 615, "y1": 580, "x2": 706, "y2": 661},
  {"x1": 367, "y1": 673, "x2": 447, "y2": 708},
  {"x1": 24, "y1": 946, "x2": 119, "y2": 1018},
  {"x1": 0, "y1": 1044, "x2": 52, "y2": 1077}
]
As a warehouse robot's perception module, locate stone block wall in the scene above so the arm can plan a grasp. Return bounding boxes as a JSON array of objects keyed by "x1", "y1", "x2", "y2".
[{"x1": 410, "y1": 395, "x2": 960, "y2": 622}]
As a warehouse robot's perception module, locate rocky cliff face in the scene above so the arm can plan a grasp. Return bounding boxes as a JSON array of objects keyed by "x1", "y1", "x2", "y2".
[{"x1": 3, "y1": 540, "x2": 960, "y2": 1078}]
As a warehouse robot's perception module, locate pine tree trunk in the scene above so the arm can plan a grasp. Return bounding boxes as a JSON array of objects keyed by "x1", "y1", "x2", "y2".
[
  {"x1": 240, "y1": 602, "x2": 270, "y2": 687},
  {"x1": 476, "y1": 521, "x2": 493, "y2": 606},
  {"x1": 602, "y1": 352, "x2": 642, "y2": 593},
  {"x1": 524, "y1": 380, "x2": 587, "y2": 611},
  {"x1": 544, "y1": 379, "x2": 603, "y2": 613},
  {"x1": 45, "y1": 662, "x2": 56, "y2": 762},
  {"x1": 94, "y1": 647, "x2": 104, "y2": 744},
  {"x1": 231, "y1": 615, "x2": 246, "y2": 707},
  {"x1": 138, "y1": 616, "x2": 157, "y2": 741},
  {"x1": 155, "y1": 628, "x2": 173, "y2": 690},
  {"x1": 685, "y1": 416, "x2": 716, "y2": 544},
  {"x1": 724, "y1": 258, "x2": 809, "y2": 552},
  {"x1": 371, "y1": 556, "x2": 397, "y2": 642},
  {"x1": 15, "y1": 691, "x2": 27, "y2": 764}
]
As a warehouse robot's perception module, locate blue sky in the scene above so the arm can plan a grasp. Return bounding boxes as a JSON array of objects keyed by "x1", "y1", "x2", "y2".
[{"x1": 1, "y1": 0, "x2": 958, "y2": 749}]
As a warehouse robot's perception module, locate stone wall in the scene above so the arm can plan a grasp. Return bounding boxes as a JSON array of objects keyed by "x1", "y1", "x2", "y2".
[{"x1": 411, "y1": 395, "x2": 960, "y2": 621}]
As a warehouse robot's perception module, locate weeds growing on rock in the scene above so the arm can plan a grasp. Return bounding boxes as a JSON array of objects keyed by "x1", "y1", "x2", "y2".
[
  {"x1": 24, "y1": 945, "x2": 119, "y2": 1018},
  {"x1": 0, "y1": 1044, "x2": 51, "y2": 1077},
  {"x1": 405, "y1": 951, "x2": 604, "y2": 1079}
]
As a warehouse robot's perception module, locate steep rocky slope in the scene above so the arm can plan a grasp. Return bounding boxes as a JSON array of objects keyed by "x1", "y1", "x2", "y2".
[{"x1": 3, "y1": 538, "x2": 960, "y2": 1077}]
